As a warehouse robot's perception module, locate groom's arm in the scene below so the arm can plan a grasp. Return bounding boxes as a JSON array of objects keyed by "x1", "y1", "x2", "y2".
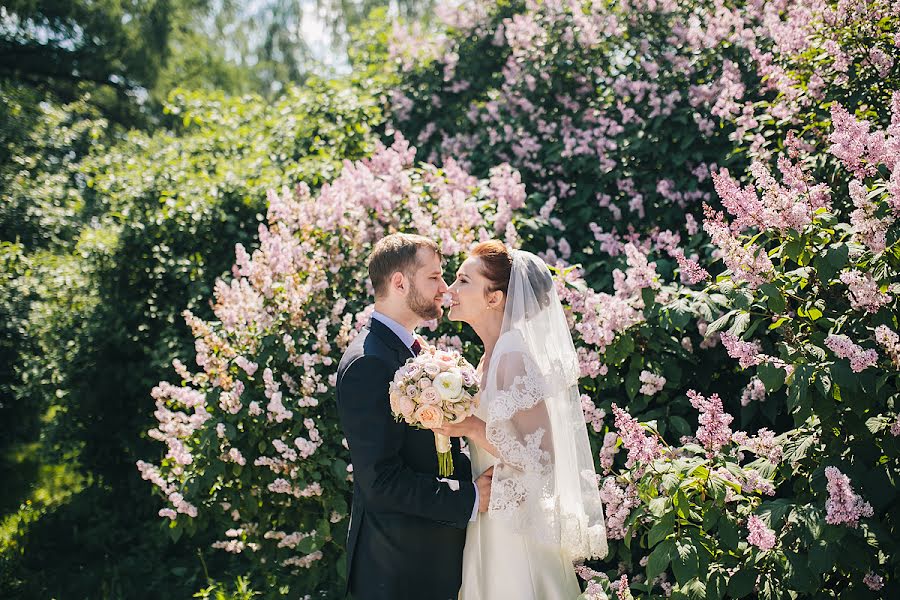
[{"x1": 337, "y1": 355, "x2": 476, "y2": 528}]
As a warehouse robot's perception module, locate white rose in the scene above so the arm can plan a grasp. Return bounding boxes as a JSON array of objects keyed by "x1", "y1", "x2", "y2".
[
  {"x1": 423, "y1": 361, "x2": 441, "y2": 378},
  {"x1": 434, "y1": 370, "x2": 464, "y2": 401},
  {"x1": 448, "y1": 403, "x2": 471, "y2": 424}
]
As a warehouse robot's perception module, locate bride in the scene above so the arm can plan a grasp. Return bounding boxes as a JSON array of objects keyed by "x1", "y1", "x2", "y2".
[{"x1": 435, "y1": 240, "x2": 608, "y2": 599}]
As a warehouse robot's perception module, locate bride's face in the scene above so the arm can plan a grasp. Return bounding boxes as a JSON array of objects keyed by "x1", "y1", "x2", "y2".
[{"x1": 447, "y1": 256, "x2": 498, "y2": 324}]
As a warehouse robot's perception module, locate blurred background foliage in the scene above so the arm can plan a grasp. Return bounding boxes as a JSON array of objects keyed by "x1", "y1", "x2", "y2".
[{"x1": 0, "y1": 0, "x2": 421, "y2": 596}]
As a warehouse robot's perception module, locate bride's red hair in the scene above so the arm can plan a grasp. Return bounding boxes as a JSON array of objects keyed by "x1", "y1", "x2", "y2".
[{"x1": 471, "y1": 240, "x2": 512, "y2": 295}]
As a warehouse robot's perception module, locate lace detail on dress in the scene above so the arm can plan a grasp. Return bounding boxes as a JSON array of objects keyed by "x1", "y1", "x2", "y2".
[{"x1": 487, "y1": 362, "x2": 546, "y2": 422}]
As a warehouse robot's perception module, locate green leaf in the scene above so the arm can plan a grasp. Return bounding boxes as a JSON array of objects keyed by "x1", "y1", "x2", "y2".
[
  {"x1": 673, "y1": 489, "x2": 690, "y2": 520},
  {"x1": 672, "y1": 540, "x2": 700, "y2": 585},
  {"x1": 683, "y1": 578, "x2": 707, "y2": 600},
  {"x1": 830, "y1": 362, "x2": 858, "y2": 392},
  {"x1": 649, "y1": 497, "x2": 669, "y2": 517},
  {"x1": 705, "y1": 311, "x2": 734, "y2": 336},
  {"x1": 332, "y1": 459, "x2": 349, "y2": 479},
  {"x1": 718, "y1": 518, "x2": 739, "y2": 551},
  {"x1": 768, "y1": 316, "x2": 789, "y2": 330},
  {"x1": 649, "y1": 511, "x2": 676, "y2": 546},
  {"x1": 808, "y1": 540, "x2": 833, "y2": 575},
  {"x1": 826, "y1": 243, "x2": 849, "y2": 269},
  {"x1": 757, "y1": 363, "x2": 786, "y2": 393},
  {"x1": 726, "y1": 568, "x2": 757, "y2": 598},
  {"x1": 669, "y1": 415, "x2": 691, "y2": 438},
  {"x1": 706, "y1": 569, "x2": 727, "y2": 600},
  {"x1": 785, "y1": 550, "x2": 817, "y2": 592},
  {"x1": 727, "y1": 311, "x2": 751, "y2": 336},
  {"x1": 767, "y1": 290, "x2": 786, "y2": 313},
  {"x1": 646, "y1": 539, "x2": 675, "y2": 580}
]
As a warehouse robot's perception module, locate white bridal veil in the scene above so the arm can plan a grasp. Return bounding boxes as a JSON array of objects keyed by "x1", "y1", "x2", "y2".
[{"x1": 483, "y1": 250, "x2": 608, "y2": 560}]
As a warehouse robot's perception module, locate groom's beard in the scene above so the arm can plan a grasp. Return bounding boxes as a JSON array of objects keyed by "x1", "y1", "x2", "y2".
[{"x1": 407, "y1": 281, "x2": 442, "y2": 321}]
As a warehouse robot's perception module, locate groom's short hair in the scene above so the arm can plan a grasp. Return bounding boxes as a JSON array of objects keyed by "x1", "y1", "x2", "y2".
[{"x1": 369, "y1": 233, "x2": 441, "y2": 297}]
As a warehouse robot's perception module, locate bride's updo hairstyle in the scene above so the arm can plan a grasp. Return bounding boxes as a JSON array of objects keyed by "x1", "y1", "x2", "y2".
[
  {"x1": 471, "y1": 240, "x2": 512, "y2": 295},
  {"x1": 471, "y1": 240, "x2": 552, "y2": 312}
]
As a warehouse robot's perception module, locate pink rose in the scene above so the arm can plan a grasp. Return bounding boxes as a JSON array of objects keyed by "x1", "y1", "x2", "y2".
[
  {"x1": 405, "y1": 385, "x2": 419, "y2": 399},
  {"x1": 397, "y1": 396, "x2": 415, "y2": 418},
  {"x1": 415, "y1": 404, "x2": 444, "y2": 429},
  {"x1": 389, "y1": 392, "x2": 402, "y2": 415},
  {"x1": 420, "y1": 387, "x2": 440, "y2": 405},
  {"x1": 436, "y1": 351, "x2": 458, "y2": 369},
  {"x1": 418, "y1": 377, "x2": 432, "y2": 390}
]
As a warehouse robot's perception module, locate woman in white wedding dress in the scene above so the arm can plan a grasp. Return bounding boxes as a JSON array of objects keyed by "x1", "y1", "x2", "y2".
[{"x1": 435, "y1": 240, "x2": 608, "y2": 600}]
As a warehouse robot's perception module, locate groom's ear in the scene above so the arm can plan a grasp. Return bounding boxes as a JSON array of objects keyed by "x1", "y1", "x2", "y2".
[{"x1": 389, "y1": 270, "x2": 407, "y2": 294}]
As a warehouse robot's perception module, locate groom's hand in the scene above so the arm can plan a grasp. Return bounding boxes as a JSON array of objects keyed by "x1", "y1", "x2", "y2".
[{"x1": 475, "y1": 466, "x2": 494, "y2": 513}]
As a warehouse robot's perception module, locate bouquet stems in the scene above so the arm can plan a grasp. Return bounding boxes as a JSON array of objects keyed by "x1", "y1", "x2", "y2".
[{"x1": 434, "y1": 432, "x2": 453, "y2": 477}]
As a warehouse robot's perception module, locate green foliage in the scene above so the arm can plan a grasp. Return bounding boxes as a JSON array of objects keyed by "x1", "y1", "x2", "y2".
[{"x1": 0, "y1": 81, "x2": 383, "y2": 596}]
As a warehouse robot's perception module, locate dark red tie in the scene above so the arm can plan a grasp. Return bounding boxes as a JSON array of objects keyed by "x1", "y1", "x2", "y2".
[{"x1": 411, "y1": 339, "x2": 422, "y2": 355}]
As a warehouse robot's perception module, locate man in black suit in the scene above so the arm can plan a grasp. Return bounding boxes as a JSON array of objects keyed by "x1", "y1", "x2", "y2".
[{"x1": 336, "y1": 233, "x2": 492, "y2": 600}]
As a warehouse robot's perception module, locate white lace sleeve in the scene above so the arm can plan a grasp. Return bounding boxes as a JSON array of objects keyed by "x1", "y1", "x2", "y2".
[
  {"x1": 483, "y1": 332, "x2": 608, "y2": 560},
  {"x1": 484, "y1": 343, "x2": 558, "y2": 534}
]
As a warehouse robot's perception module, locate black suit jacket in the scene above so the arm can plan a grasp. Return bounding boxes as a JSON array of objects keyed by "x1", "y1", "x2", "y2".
[{"x1": 336, "y1": 318, "x2": 476, "y2": 600}]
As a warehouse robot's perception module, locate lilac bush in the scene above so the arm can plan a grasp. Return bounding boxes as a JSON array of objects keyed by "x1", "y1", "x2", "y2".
[
  {"x1": 136, "y1": 0, "x2": 900, "y2": 595},
  {"x1": 137, "y1": 135, "x2": 528, "y2": 592}
]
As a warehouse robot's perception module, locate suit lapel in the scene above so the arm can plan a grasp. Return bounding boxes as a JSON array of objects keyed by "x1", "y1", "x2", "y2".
[{"x1": 368, "y1": 318, "x2": 415, "y2": 364}]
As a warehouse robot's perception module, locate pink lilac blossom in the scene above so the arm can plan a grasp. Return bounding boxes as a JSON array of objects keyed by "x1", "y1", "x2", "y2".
[
  {"x1": 839, "y1": 270, "x2": 892, "y2": 313},
  {"x1": 740, "y1": 376, "x2": 766, "y2": 406},
  {"x1": 828, "y1": 103, "x2": 874, "y2": 177},
  {"x1": 746, "y1": 515, "x2": 776, "y2": 550},
  {"x1": 687, "y1": 390, "x2": 733, "y2": 455},
  {"x1": 599, "y1": 478, "x2": 640, "y2": 540},
  {"x1": 581, "y1": 394, "x2": 607, "y2": 433},
  {"x1": 712, "y1": 160, "x2": 829, "y2": 234},
  {"x1": 613, "y1": 244, "x2": 660, "y2": 300},
  {"x1": 825, "y1": 334, "x2": 878, "y2": 373},
  {"x1": 615, "y1": 574, "x2": 632, "y2": 600},
  {"x1": 732, "y1": 428, "x2": 783, "y2": 463},
  {"x1": 703, "y1": 205, "x2": 774, "y2": 288},
  {"x1": 611, "y1": 404, "x2": 663, "y2": 472},
  {"x1": 848, "y1": 180, "x2": 889, "y2": 254},
  {"x1": 719, "y1": 332, "x2": 764, "y2": 369},
  {"x1": 874, "y1": 325, "x2": 900, "y2": 368},
  {"x1": 670, "y1": 249, "x2": 710, "y2": 284},
  {"x1": 282, "y1": 551, "x2": 324, "y2": 568},
  {"x1": 226, "y1": 448, "x2": 246, "y2": 466},
  {"x1": 638, "y1": 370, "x2": 666, "y2": 396},
  {"x1": 599, "y1": 431, "x2": 619, "y2": 473},
  {"x1": 825, "y1": 466, "x2": 874, "y2": 528},
  {"x1": 863, "y1": 572, "x2": 884, "y2": 591}
]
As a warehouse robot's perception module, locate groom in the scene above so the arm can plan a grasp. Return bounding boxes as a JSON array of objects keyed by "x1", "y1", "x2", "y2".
[{"x1": 336, "y1": 233, "x2": 492, "y2": 600}]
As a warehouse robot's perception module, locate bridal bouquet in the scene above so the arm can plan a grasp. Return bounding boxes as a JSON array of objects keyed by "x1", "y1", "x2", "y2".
[{"x1": 389, "y1": 342, "x2": 479, "y2": 476}]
